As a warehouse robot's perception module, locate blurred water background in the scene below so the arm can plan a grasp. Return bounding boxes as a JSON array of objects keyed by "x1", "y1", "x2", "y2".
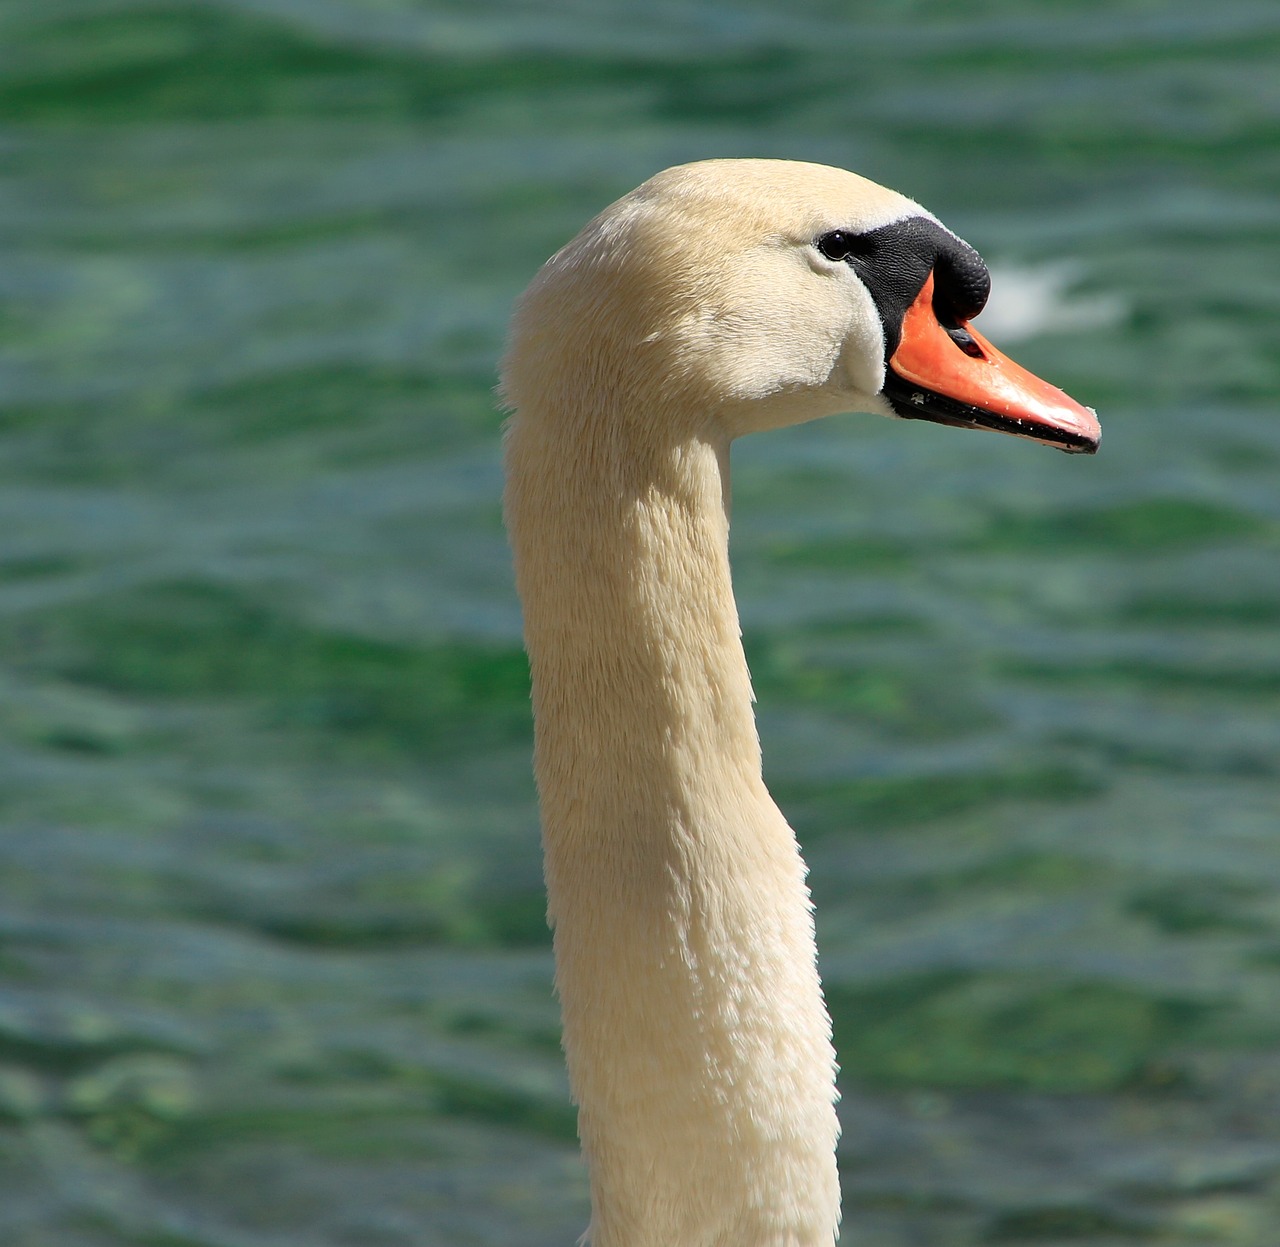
[{"x1": 1, "y1": 1, "x2": 1279, "y2": 1243}]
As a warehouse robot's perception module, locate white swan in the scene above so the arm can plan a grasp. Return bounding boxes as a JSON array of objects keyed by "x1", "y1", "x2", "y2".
[{"x1": 501, "y1": 159, "x2": 1099, "y2": 1247}]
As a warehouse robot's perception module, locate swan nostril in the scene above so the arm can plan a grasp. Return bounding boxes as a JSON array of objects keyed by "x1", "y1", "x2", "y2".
[{"x1": 946, "y1": 326, "x2": 985, "y2": 359}]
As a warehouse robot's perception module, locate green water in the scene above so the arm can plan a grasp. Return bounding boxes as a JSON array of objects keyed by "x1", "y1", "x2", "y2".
[{"x1": 1, "y1": 1, "x2": 1278, "y2": 1243}]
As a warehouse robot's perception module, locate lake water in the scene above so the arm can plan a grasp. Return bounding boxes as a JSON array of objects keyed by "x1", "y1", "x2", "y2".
[{"x1": 1, "y1": 1, "x2": 1279, "y2": 1243}]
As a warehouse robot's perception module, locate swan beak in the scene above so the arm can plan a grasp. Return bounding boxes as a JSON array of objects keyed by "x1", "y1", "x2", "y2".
[{"x1": 885, "y1": 274, "x2": 1101, "y2": 454}]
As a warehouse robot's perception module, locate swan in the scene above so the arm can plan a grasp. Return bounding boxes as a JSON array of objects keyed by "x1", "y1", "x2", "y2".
[{"x1": 501, "y1": 159, "x2": 1099, "y2": 1247}]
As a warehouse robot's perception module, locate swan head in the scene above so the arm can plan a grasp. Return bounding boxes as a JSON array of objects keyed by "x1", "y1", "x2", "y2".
[{"x1": 504, "y1": 159, "x2": 1099, "y2": 453}]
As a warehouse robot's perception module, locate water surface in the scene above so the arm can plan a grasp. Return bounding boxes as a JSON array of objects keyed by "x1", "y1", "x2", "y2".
[{"x1": 1, "y1": 1, "x2": 1279, "y2": 1243}]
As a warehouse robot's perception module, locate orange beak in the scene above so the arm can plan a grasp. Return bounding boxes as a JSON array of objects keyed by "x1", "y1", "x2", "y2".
[{"x1": 885, "y1": 274, "x2": 1101, "y2": 454}]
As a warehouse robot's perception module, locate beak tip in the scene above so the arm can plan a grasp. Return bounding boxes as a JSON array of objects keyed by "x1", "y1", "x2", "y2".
[
  {"x1": 1077, "y1": 406, "x2": 1102, "y2": 453},
  {"x1": 1061, "y1": 409, "x2": 1101, "y2": 455}
]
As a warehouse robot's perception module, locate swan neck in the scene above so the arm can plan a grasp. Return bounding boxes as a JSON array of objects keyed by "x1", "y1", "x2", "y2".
[
  {"x1": 504, "y1": 407, "x2": 841, "y2": 1247},
  {"x1": 512, "y1": 424, "x2": 759, "y2": 817}
]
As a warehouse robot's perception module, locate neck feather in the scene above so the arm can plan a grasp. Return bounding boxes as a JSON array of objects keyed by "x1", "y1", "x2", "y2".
[{"x1": 504, "y1": 402, "x2": 840, "y2": 1247}]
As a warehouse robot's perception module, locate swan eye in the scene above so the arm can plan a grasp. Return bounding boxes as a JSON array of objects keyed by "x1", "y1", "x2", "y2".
[{"x1": 816, "y1": 231, "x2": 858, "y2": 262}]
